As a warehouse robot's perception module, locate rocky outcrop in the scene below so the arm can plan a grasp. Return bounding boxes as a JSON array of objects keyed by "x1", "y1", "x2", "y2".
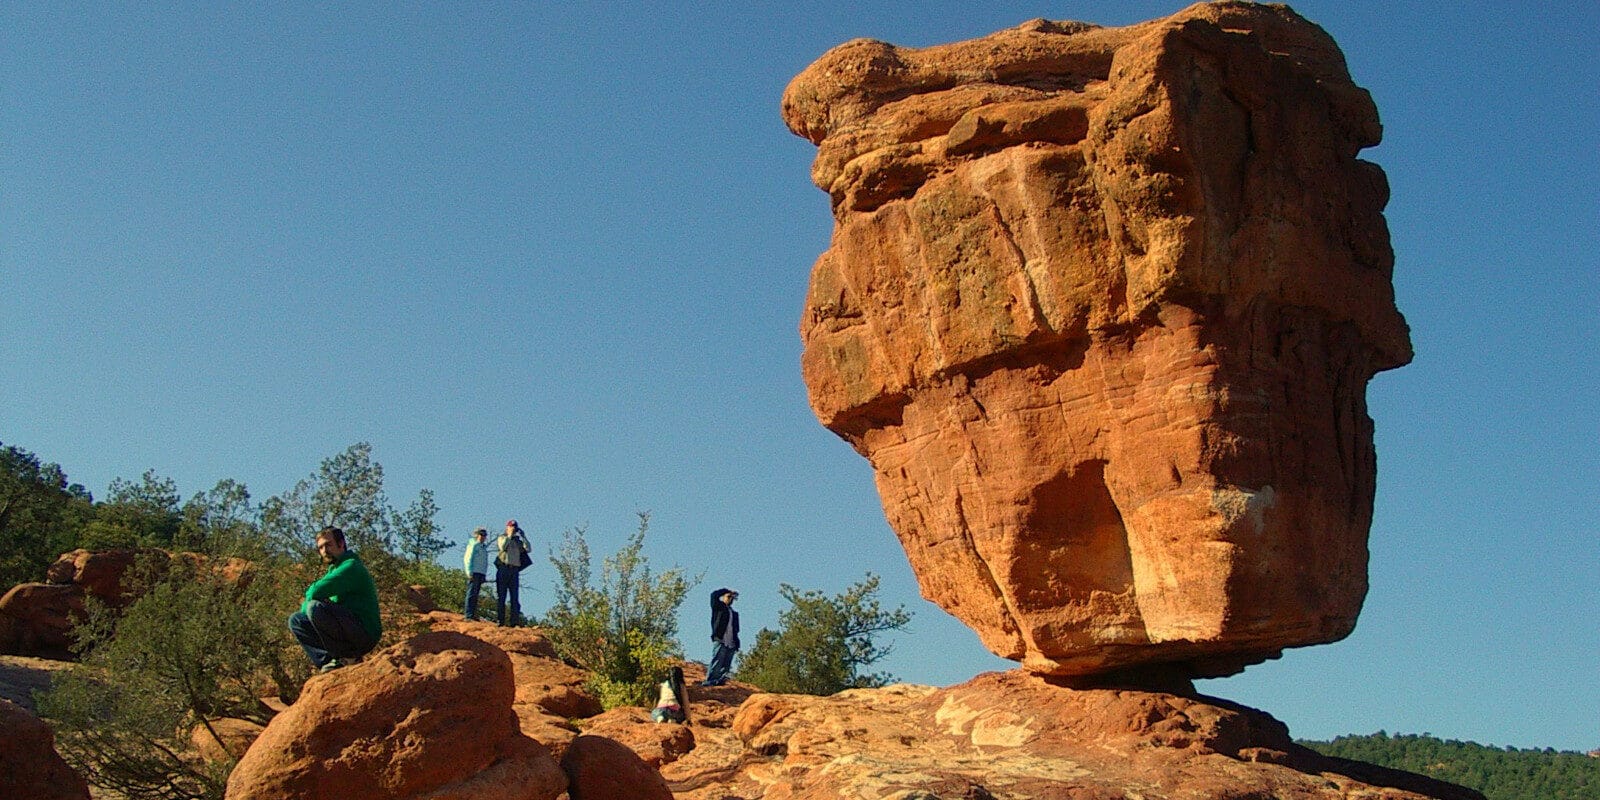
[
  {"x1": 560, "y1": 734, "x2": 674, "y2": 800},
  {"x1": 0, "y1": 697, "x2": 90, "y2": 800},
  {"x1": 418, "y1": 613, "x2": 599, "y2": 757},
  {"x1": 664, "y1": 672, "x2": 1480, "y2": 800},
  {"x1": 578, "y1": 707, "x2": 696, "y2": 768},
  {"x1": 0, "y1": 584, "x2": 86, "y2": 660},
  {"x1": 785, "y1": 1, "x2": 1413, "y2": 680},
  {"x1": 2, "y1": 548, "x2": 253, "y2": 659},
  {"x1": 225, "y1": 631, "x2": 567, "y2": 800}
]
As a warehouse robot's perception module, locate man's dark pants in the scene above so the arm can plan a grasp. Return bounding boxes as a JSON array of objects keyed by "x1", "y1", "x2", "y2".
[
  {"x1": 495, "y1": 564, "x2": 520, "y2": 626},
  {"x1": 706, "y1": 641, "x2": 737, "y2": 685},
  {"x1": 289, "y1": 600, "x2": 376, "y2": 669},
  {"x1": 464, "y1": 572, "x2": 486, "y2": 619}
]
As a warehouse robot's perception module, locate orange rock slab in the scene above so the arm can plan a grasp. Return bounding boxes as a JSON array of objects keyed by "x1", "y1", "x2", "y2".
[
  {"x1": 786, "y1": 2, "x2": 1412, "y2": 679},
  {"x1": 225, "y1": 631, "x2": 566, "y2": 800}
]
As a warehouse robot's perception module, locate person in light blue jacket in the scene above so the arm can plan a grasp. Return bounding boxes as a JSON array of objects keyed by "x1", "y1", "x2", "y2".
[{"x1": 462, "y1": 527, "x2": 489, "y2": 620}]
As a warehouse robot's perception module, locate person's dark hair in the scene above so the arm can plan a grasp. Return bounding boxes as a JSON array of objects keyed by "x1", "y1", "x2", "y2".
[
  {"x1": 316, "y1": 526, "x2": 346, "y2": 546},
  {"x1": 668, "y1": 665, "x2": 684, "y2": 683}
]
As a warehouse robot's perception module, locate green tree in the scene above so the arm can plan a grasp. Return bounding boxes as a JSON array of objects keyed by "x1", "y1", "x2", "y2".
[
  {"x1": 540, "y1": 513, "x2": 697, "y2": 708},
  {"x1": 81, "y1": 469, "x2": 182, "y2": 549},
  {"x1": 392, "y1": 488, "x2": 447, "y2": 564},
  {"x1": 176, "y1": 479, "x2": 261, "y2": 556},
  {"x1": 259, "y1": 443, "x2": 394, "y2": 557},
  {"x1": 38, "y1": 553, "x2": 309, "y2": 800},
  {"x1": 735, "y1": 573, "x2": 912, "y2": 696},
  {"x1": 0, "y1": 441, "x2": 92, "y2": 587}
]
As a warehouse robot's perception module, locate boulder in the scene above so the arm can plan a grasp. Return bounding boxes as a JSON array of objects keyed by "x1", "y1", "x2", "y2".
[
  {"x1": 578, "y1": 706, "x2": 695, "y2": 768},
  {"x1": 0, "y1": 583, "x2": 86, "y2": 660},
  {"x1": 45, "y1": 548, "x2": 151, "y2": 607},
  {"x1": 0, "y1": 697, "x2": 90, "y2": 800},
  {"x1": 422, "y1": 614, "x2": 560, "y2": 659},
  {"x1": 560, "y1": 734, "x2": 673, "y2": 800},
  {"x1": 225, "y1": 631, "x2": 566, "y2": 800},
  {"x1": 785, "y1": 2, "x2": 1413, "y2": 680},
  {"x1": 664, "y1": 672, "x2": 1481, "y2": 800}
]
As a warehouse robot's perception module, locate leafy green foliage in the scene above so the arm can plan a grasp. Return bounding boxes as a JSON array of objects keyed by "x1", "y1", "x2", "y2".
[
  {"x1": 540, "y1": 512, "x2": 697, "y2": 708},
  {"x1": 0, "y1": 440, "x2": 92, "y2": 587},
  {"x1": 735, "y1": 573, "x2": 911, "y2": 696},
  {"x1": 38, "y1": 553, "x2": 310, "y2": 800},
  {"x1": 1303, "y1": 732, "x2": 1600, "y2": 800},
  {"x1": 176, "y1": 479, "x2": 258, "y2": 557},
  {"x1": 398, "y1": 556, "x2": 467, "y2": 615},
  {"x1": 393, "y1": 488, "x2": 448, "y2": 564},
  {"x1": 258, "y1": 442, "x2": 395, "y2": 558}
]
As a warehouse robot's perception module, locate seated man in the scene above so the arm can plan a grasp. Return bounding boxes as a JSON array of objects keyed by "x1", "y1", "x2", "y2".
[{"x1": 288, "y1": 526, "x2": 382, "y2": 672}]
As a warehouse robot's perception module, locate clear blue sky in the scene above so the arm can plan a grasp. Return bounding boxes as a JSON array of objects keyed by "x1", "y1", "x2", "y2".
[{"x1": 3, "y1": 2, "x2": 1595, "y2": 752}]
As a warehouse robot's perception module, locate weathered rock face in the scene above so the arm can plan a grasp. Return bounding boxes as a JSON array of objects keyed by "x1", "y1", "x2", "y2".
[
  {"x1": 663, "y1": 673, "x2": 1481, "y2": 800},
  {"x1": 785, "y1": 1, "x2": 1412, "y2": 679},
  {"x1": 0, "y1": 697, "x2": 90, "y2": 800},
  {"x1": 2, "y1": 549, "x2": 255, "y2": 660},
  {"x1": 225, "y1": 631, "x2": 567, "y2": 800}
]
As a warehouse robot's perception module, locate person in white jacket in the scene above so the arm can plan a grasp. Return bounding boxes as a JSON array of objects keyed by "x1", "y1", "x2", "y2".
[{"x1": 462, "y1": 527, "x2": 489, "y2": 620}]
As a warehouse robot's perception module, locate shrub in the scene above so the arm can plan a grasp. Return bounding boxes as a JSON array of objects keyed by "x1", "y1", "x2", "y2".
[
  {"x1": 735, "y1": 573, "x2": 911, "y2": 696},
  {"x1": 539, "y1": 513, "x2": 697, "y2": 708},
  {"x1": 37, "y1": 553, "x2": 308, "y2": 800}
]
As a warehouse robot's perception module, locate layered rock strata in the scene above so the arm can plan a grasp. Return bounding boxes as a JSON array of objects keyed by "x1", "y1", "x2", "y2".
[
  {"x1": 660, "y1": 673, "x2": 1481, "y2": 800},
  {"x1": 786, "y1": 1, "x2": 1412, "y2": 679}
]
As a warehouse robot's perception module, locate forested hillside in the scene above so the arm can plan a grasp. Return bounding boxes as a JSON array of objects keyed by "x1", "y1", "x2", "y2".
[{"x1": 1302, "y1": 732, "x2": 1599, "y2": 800}]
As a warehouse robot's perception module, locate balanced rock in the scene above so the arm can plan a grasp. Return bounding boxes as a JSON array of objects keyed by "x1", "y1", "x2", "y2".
[
  {"x1": 786, "y1": 1, "x2": 1413, "y2": 679},
  {"x1": 225, "y1": 631, "x2": 566, "y2": 800}
]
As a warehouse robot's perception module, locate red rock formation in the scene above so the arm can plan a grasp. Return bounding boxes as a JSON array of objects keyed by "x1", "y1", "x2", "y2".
[
  {"x1": 785, "y1": 1, "x2": 1413, "y2": 679},
  {"x1": 3, "y1": 549, "x2": 255, "y2": 660},
  {"x1": 560, "y1": 735, "x2": 674, "y2": 800},
  {"x1": 663, "y1": 672, "x2": 1480, "y2": 800},
  {"x1": 578, "y1": 707, "x2": 696, "y2": 768},
  {"x1": 0, "y1": 583, "x2": 85, "y2": 660},
  {"x1": 224, "y1": 631, "x2": 567, "y2": 800},
  {"x1": 0, "y1": 697, "x2": 90, "y2": 800}
]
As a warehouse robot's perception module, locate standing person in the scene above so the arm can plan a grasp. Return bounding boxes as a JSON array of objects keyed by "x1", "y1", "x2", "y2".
[
  {"x1": 462, "y1": 527, "x2": 489, "y2": 620},
  {"x1": 495, "y1": 519, "x2": 532, "y2": 626},
  {"x1": 701, "y1": 587, "x2": 739, "y2": 686},
  {"x1": 288, "y1": 526, "x2": 382, "y2": 673}
]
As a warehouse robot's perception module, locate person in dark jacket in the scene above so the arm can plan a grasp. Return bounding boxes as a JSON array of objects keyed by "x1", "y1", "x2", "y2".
[
  {"x1": 495, "y1": 519, "x2": 532, "y2": 626},
  {"x1": 288, "y1": 526, "x2": 382, "y2": 672},
  {"x1": 701, "y1": 587, "x2": 739, "y2": 686}
]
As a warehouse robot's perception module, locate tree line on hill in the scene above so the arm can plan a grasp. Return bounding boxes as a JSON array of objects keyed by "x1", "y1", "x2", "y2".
[{"x1": 1301, "y1": 732, "x2": 1599, "y2": 800}]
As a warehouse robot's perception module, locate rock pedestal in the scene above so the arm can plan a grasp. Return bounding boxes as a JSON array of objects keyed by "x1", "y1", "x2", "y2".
[{"x1": 786, "y1": 1, "x2": 1412, "y2": 679}]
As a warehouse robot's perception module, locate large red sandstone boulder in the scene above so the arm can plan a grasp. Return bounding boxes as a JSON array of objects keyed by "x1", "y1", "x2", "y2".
[
  {"x1": 559, "y1": 734, "x2": 673, "y2": 800},
  {"x1": 0, "y1": 697, "x2": 90, "y2": 800},
  {"x1": 225, "y1": 631, "x2": 566, "y2": 800},
  {"x1": 46, "y1": 548, "x2": 151, "y2": 606},
  {"x1": 662, "y1": 672, "x2": 1480, "y2": 800},
  {"x1": 421, "y1": 613, "x2": 560, "y2": 659},
  {"x1": 578, "y1": 707, "x2": 696, "y2": 768},
  {"x1": 784, "y1": 1, "x2": 1413, "y2": 680},
  {"x1": 0, "y1": 583, "x2": 86, "y2": 660}
]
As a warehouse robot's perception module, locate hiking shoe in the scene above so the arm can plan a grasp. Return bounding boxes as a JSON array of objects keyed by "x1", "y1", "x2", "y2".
[{"x1": 318, "y1": 659, "x2": 344, "y2": 673}]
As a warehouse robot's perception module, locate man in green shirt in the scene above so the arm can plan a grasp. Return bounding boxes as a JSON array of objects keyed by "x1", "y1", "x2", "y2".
[{"x1": 288, "y1": 526, "x2": 382, "y2": 672}]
